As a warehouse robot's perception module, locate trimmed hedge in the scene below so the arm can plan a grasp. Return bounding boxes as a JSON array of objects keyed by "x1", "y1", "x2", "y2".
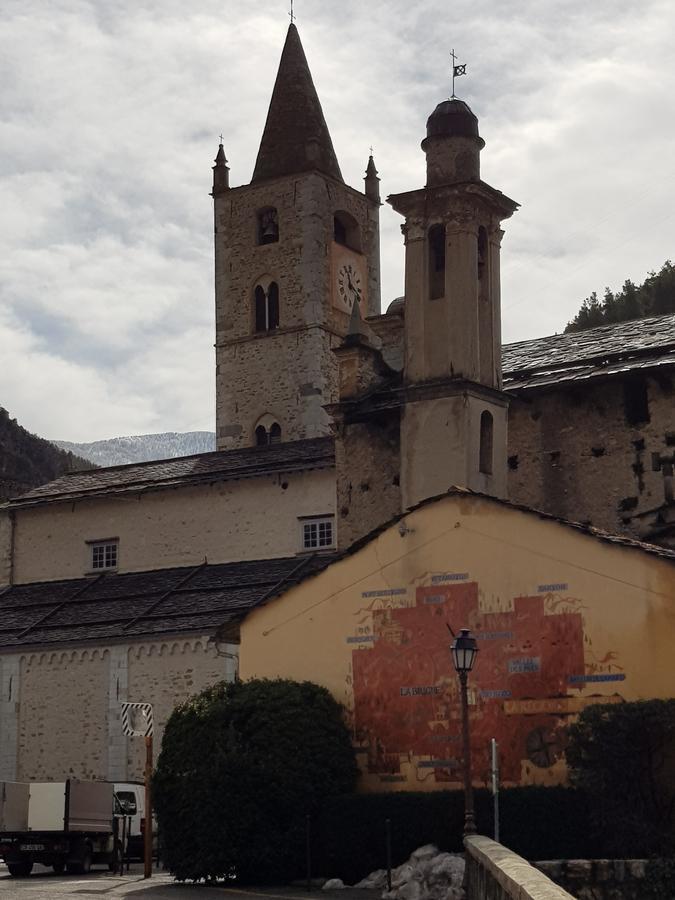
[
  {"x1": 153, "y1": 679, "x2": 358, "y2": 883},
  {"x1": 566, "y1": 699, "x2": 675, "y2": 857},
  {"x1": 312, "y1": 786, "x2": 596, "y2": 883}
]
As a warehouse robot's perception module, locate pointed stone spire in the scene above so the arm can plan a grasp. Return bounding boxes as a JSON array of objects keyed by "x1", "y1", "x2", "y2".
[
  {"x1": 251, "y1": 24, "x2": 343, "y2": 184},
  {"x1": 212, "y1": 143, "x2": 230, "y2": 196},
  {"x1": 345, "y1": 298, "x2": 370, "y2": 346},
  {"x1": 364, "y1": 153, "x2": 380, "y2": 203}
]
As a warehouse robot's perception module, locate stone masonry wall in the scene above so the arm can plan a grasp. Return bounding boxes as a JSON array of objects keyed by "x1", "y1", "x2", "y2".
[
  {"x1": 0, "y1": 509, "x2": 11, "y2": 587},
  {"x1": 465, "y1": 835, "x2": 573, "y2": 900},
  {"x1": 508, "y1": 372, "x2": 674, "y2": 538},
  {"x1": 336, "y1": 414, "x2": 401, "y2": 550},
  {"x1": 18, "y1": 648, "x2": 109, "y2": 781},
  {"x1": 215, "y1": 171, "x2": 377, "y2": 449},
  {"x1": 11, "y1": 467, "x2": 335, "y2": 584},
  {"x1": 536, "y1": 858, "x2": 658, "y2": 900},
  {"x1": 1, "y1": 635, "x2": 236, "y2": 784},
  {"x1": 126, "y1": 637, "x2": 232, "y2": 781}
]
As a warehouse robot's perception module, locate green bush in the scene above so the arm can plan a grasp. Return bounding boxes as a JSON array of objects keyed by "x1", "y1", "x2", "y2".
[
  {"x1": 153, "y1": 678, "x2": 358, "y2": 883},
  {"x1": 313, "y1": 786, "x2": 595, "y2": 882},
  {"x1": 566, "y1": 699, "x2": 675, "y2": 857}
]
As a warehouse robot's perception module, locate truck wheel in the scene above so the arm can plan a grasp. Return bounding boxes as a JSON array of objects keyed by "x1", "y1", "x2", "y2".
[
  {"x1": 53, "y1": 861, "x2": 66, "y2": 875},
  {"x1": 7, "y1": 861, "x2": 33, "y2": 877}
]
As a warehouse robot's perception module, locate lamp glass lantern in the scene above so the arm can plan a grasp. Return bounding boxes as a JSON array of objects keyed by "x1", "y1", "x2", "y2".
[{"x1": 451, "y1": 628, "x2": 478, "y2": 674}]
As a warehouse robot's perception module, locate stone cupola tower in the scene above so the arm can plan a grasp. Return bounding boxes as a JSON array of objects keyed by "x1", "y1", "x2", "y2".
[
  {"x1": 387, "y1": 98, "x2": 519, "y2": 507},
  {"x1": 213, "y1": 24, "x2": 381, "y2": 450}
]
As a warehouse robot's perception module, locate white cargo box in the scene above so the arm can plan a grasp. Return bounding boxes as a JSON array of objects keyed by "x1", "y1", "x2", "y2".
[{"x1": 0, "y1": 782, "x2": 29, "y2": 831}]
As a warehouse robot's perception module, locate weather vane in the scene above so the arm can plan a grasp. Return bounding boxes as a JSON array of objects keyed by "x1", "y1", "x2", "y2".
[
  {"x1": 450, "y1": 48, "x2": 467, "y2": 98},
  {"x1": 289, "y1": 0, "x2": 295, "y2": 24}
]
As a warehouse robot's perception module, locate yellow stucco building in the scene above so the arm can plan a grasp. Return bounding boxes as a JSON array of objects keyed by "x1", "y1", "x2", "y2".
[{"x1": 239, "y1": 490, "x2": 675, "y2": 791}]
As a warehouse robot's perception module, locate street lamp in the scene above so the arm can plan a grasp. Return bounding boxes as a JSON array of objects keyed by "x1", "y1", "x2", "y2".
[{"x1": 451, "y1": 627, "x2": 478, "y2": 836}]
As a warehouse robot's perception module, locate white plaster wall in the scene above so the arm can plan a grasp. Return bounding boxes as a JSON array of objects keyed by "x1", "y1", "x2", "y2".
[{"x1": 11, "y1": 468, "x2": 335, "y2": 584}]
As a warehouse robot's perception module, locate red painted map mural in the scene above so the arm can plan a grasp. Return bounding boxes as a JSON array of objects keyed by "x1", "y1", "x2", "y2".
[{"x1": 350, "y1": 579, "x2": 617, "y2": 785}]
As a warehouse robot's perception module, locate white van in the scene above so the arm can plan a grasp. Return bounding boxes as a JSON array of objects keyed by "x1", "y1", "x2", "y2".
[{"x1": 113, "y1": 783, "x2": 145, "y2": 859}]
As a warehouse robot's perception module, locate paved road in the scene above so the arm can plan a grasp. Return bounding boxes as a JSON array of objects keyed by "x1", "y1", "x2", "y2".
[{"x1": 0, "y1": 865, "x2": 355, "y2": 900}]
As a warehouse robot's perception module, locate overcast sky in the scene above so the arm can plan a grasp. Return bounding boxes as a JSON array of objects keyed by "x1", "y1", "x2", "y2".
[{"x1": 2, "y1": 0, "x2": 674, "y2": 442}]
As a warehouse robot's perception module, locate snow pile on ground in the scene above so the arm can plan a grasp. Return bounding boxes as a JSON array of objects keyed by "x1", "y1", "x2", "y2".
[{"x1": 323, "y1": 844, "x2": 465, "y2": 900}]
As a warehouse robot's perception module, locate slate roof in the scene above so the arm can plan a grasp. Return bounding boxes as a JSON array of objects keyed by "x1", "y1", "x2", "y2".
[
  {"x1": 502, "y1": 312, "x2": 675, "y2": 390},
  {"x1": 7, "y1": 437, "x2": 334, "y2": 509},
  {"x1": 251, "y1": 24, "x2": 343, "y2": 184},
  {"x1": 0, "y1": 554, "x2": 334, "y2": 650}
]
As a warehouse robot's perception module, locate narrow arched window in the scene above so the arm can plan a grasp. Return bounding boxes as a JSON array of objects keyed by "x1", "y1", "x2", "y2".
[
  {"x1": 257, "y1": 207, "x2": 279, "y2": 245},
  {"x1": 255, "y1": 425, "x2": 268, "y2": 446},
  {"x1": 253, "y1": 281, "x2": 280, "y2": 332},
  {"x1": 269, "y1": 422, "x2": 281, "y2": 445},
  {"x1": 255, "y1": 285, "x2": 267, "y2": 332},
  {"x1": 477, "y1": 226, "x2": 488, "y2": 282},
  {"x1": 268, "y1": 282, "x2": 279, "y2": 330},
  {"x1": 479, "y1": 410, "x2": 494, "y2": 475},
  {"x1": 333, "y1": 211, "x2": 361, "y2": 252},
  {"x1": 428, "y1": 224, "x2": 446, "y2": 300}
]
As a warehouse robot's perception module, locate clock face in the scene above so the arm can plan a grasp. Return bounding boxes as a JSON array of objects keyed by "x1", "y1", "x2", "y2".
[{"x1": 337, "y1": 262, "x2": 363, "y2": 311}]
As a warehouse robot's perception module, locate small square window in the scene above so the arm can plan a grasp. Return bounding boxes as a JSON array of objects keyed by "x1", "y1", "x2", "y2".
[
  {"x1": 89, "y1": 540, "x2": 119, "y2": 571},
  {"x1": 300, "y1": 517, "x2": 334, "y2": 552}
]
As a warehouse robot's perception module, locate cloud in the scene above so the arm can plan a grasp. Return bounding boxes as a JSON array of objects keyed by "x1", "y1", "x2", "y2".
[{"x1": 1, "y1": 0, "x2": 674, "y2": 439}]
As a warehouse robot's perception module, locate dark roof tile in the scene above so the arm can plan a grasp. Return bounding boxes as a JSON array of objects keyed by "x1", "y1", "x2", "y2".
[
  {"x1": 8, "y1": 437, "x2": 334, "y2": 508},
  {"x1": 0, "y1": 553, "x2": 335, "y2": 650},
  {"x1": 251, "y1": 25, "x2": 342, "y2": 184},
  {"x1": 502, "y1": 312, "x2": 675, "y2": 390}
]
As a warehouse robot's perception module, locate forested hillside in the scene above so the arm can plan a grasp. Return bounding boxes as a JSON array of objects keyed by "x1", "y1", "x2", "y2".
[
  {"x1": 565, "y1": 261, "x2": 675, "y2": 332},
  {"x1": 0, "y1": 407, "x2": 93, "y2": 501}
]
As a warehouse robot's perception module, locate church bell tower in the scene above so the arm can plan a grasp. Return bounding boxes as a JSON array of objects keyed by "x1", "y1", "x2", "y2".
[
  {"x1": 388, "y1": 98, "x2": 519, "y2": 507},
  {"x1": 213, "y1": 24, "x2": 381, "y2": 450}
]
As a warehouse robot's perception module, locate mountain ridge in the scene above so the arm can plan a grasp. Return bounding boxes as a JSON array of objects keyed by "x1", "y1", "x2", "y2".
[{"x1": 53, "y1": 431, "x2": 217, "y2": 467}]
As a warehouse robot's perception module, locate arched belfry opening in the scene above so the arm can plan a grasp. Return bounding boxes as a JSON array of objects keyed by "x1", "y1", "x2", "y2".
[
  {"x1": 479, "y1": 410, "x2": 494, "y2": 475},
  {"x1": 257, "y1": 207, "x2": 279, "y2": 245},
  {"x1": 333, "y1": 211, "x2": 361, "y2": 252},
  {"x1": 254, "y1": 414, "x2": 282, "y2": 446},
  {"x1": 428, "y1": 224, "x2": 446, "y2": 300}
]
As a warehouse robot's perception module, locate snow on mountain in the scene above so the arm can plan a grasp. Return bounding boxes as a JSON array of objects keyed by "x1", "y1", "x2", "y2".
[{"x1": 52, "y1": 432, "x2": 217, "y2": 467}]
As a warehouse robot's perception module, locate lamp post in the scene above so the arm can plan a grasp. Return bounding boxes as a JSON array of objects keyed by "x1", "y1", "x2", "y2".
[{"x1": 451, "y1": 627, "x2": 478, "y2": 836}]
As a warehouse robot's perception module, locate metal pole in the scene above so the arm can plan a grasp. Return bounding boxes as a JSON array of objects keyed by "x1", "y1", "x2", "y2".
[
  {"x1": 385, "y1": 818, "x2": 392, "y2": 891},
  {"x1": 459, "y1": 671, "x2": 476, "y2": 835},
  {"x1": 126, "y1": 816, "x2": 131, "y2": 873},
  {"x1": 119, "y1": 815, "x2": 126, "y2": 876},
  {"x1": 144, "y1": 735, "x2": 153, "y2": 879},
  {"x1": 491, "y1": 738, "x2": 500, "y2": 843},
  {"x1": 305, "y1": 814, "x2": 311, "y2": 892}
]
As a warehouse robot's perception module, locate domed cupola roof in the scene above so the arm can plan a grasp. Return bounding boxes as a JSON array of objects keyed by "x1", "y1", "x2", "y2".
[{"x1": 425, "y1": 99, "x2": 481, "y2": 140}]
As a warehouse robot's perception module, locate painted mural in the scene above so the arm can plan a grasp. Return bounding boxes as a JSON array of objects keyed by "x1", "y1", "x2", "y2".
[{"x1": 349, "y1": 576, "x2": 625, "y2": 787}]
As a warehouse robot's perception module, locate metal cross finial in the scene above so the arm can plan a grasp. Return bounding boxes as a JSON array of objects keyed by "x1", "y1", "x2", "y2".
[
  {"x1": 219, "y1": 133, "x2": 224, "y2": 145},
  {"x1": 369, "y1": 145, "x2": 374, "y2": 157},
  {"x1": 450, "y1": 48, "x2": 467, "y2": 98},
  {"x1": 289, "y1": 0, "x2": 295, "y2": 23}
]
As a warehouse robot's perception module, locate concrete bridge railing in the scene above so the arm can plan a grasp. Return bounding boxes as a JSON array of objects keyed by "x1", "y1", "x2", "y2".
[{"x1": 464, "y1": 835, "x2": 575, "y2": 900}]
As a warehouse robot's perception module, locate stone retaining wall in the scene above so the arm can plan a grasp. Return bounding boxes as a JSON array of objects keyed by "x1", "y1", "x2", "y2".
[
  {"x1": 536, "y1": 858, "x2": 653, "y2": 900},
  {"x1": 464, "y1": 835, "x2": 574, "y2": 900}
]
